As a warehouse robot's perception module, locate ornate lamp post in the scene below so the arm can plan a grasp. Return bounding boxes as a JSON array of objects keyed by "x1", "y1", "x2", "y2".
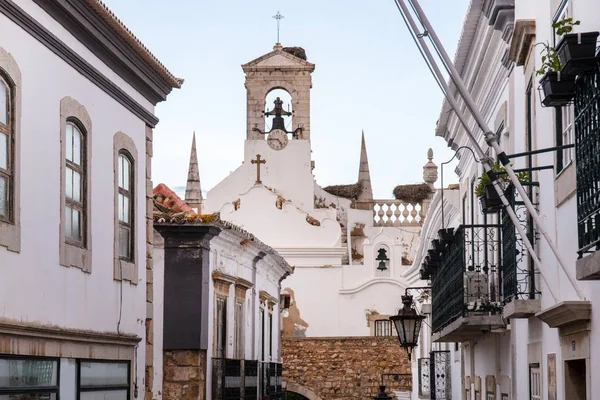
[
  {"x1": 372, "y1": 386, "x2": 392, "y2": 400},
  {"x1": 389, "y1": 292, "x2": 427, "y2": 361}
]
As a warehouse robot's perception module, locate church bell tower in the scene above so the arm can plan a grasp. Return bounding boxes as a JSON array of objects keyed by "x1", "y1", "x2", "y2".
[{"x1": 242, "y1": 43, "x2": 316, "y2": 141}]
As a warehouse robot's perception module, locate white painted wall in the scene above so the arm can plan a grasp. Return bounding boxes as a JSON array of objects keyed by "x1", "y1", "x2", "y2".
[{"x1": 0, "y1": 7, "x2": 152, "y2": 392}]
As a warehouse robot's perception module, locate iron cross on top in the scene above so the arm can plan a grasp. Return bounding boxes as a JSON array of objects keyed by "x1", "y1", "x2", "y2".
[
  {"x1": 251, "y1": 154, "x2": 266, "y2": 184},
  {"x1": 273, "y1": 11, "x2": 284, "y2": 43}
]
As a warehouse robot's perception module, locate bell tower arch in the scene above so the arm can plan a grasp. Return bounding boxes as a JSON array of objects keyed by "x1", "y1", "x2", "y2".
[{"x1": 242, "y1": 44, "x2": 315, "y2": 141}]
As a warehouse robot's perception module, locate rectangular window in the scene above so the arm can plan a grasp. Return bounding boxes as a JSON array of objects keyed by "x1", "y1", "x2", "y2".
[
  {"x1": 117, "y1": 152, "x2": 134, "y2": 261},
  {"x1": 0, "y1": 75, "x2": 12, "y2": 222},
  {"x1": 216, "y1": 297, "x2": 227, "y2": 358},
  {"x1": 556, "y1": 105, "x2": 575, "y2": 173},
  {"x1": 0, "y1": 356, "x2": 59, "y2": 399},
  {"x1": 65, "y1": 122, "x2": 85, "y2": 246},
  {"x1": 78, "y1": 360, "x2": 129, "y2": 399},
  {"x1": 234, "y1": 300, "x2": 244, "y2": 359}
]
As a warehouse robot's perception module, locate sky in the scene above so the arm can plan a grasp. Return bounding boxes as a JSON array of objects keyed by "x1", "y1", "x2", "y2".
[{"x1": 102, "y1": 0, "x2": 470, "y2": 199}]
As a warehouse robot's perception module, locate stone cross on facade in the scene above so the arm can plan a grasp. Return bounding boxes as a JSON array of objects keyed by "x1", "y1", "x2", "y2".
[
  {"x1": 251, "y1": 154, "x2": 266, "y2": 184},
  {"x1": 273, "y1": 11, "x2": 284, "y2": 43}
]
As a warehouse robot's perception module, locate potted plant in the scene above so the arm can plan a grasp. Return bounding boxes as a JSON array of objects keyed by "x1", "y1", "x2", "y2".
[
  {"x1": 537, "y1": 42, "x2": 576, "y2": 107},
  {"x1": 438, "y1": 228, "x2": 455, "y2": 245},
  {"x1": 554, "y1": 18, "x2": 599, "y2": 75},
  {"x1": 474, "y1": 163, "x2": 530, "y2": 214}
]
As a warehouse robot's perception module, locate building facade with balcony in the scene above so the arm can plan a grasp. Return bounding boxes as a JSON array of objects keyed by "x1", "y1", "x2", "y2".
[
  {"x1": 409, "y1": 0, "x2": 600, "y2": 399},
  {"x1": 152, "y1": 184, "x2": 292, "y2": 400},
  {"x1": 0, "y1": 1, "x2": 181, "y2": 399}
]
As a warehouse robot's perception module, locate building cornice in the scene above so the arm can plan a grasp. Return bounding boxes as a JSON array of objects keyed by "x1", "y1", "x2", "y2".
[
  {"x1": 508, "y1": 19, "x2": 536, "y2": 66},
  {"x1": 0, "y1": 0, "x2": 160, "y2": 126},
  {"x1": 32, "y1": 0, "x2": 182, "y2": 103}
]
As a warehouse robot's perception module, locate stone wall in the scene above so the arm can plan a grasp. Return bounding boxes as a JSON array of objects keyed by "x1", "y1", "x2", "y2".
[
  {"x1": 282, "y1": 337, "x2": 411, "y2": 399},
  {"x1": 163, "y1": 350, "x2": 207, "y2": 400}
]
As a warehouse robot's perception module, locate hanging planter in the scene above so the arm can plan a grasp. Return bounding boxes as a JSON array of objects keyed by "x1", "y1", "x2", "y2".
[
  {"x1": 556, "y1": 32, "x2": 599, "y2": 75},
  {"x1": 474, "y1": 163, "x2": 528, "y2": 215},
  {"x1": 539, "y1": 71, "x2": 576, "y2": 107},
  {"x1": 438, "y1": 228, "x2": 455, "y2": 245}
]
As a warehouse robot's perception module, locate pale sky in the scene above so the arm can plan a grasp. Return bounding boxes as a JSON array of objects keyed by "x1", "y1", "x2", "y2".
[{"x1": 102, "y1": 0, "x2": 469, "y2": 199}]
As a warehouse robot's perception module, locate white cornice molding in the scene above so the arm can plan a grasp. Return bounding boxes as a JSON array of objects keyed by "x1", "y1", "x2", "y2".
[
  {"x1": 275, "y1": 247, "x2": 347, "y2": 257},
  {"x1": 339, "y1": 278, "x2": 407, "y2": 295}
]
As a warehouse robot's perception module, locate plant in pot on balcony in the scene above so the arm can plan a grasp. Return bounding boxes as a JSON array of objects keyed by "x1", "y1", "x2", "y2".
[
  {"x1": 536, "y1": 42, "x2": 576, "y2": 107},
  {"x1": 554, "y1": 18, "x2": 599, "y2": 75},
  {"x1": 474, "y1": 163, "x2": 530, "y2": 214}
]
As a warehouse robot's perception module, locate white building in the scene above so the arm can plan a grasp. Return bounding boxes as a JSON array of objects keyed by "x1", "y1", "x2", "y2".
[
  {"x1": 410, "y1": 1, "x2": 600, "y2": 399},
  {"x1": 0, "y1": 1, "x2": 180, "y2": 399},
  {"x1": 202, "y1": 43, "x2": 437, "y2": 340},
  {"x1": 152, "y1": 182, "x2": 292, "y2": 400}
]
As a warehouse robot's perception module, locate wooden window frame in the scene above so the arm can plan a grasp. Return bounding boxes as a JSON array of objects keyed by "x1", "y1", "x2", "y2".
[
  {"x1": 59, "y1": 96, "x2": 92, "y2": 272},
  {"x1": 113, "y1": 132, "x2": 138, "y2": 283},
  {"x1": 215, "y1": 295, "x2": 228, "y2": 359},
  {"x1": 0, "y1": 75, "x2": 12, "y2": 224},
  {"x1": 0, "y1": 47, "x2": 21, "y2": 253},
  {"x1": 64, "y1": 120, "x2": 86, "y2": 247},
  {"x1": 117, "y1": 151, "x2": 134, "y2": 261}
]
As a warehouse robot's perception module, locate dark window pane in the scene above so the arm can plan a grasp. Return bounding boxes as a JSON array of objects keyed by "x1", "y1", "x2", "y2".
[{"x1": 65, "y1": 206, "x2": 72, "y2": 239}]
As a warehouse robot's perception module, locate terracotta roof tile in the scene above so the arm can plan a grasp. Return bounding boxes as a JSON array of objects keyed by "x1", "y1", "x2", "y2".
[{"x1": 85, "y1": 0, "x2": 183, "y2": 89}]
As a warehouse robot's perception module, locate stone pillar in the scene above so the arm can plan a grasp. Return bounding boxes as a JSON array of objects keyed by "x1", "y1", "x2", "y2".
[
  {"x1": 154, "y1": 224, "x2": 221, "y2": 400},
  {"x1": 163, "y1": 350, "x2": 207, "y2": 400},
  {"x1": 145, "y1": 125, "x2": 154, "y2": 400}
]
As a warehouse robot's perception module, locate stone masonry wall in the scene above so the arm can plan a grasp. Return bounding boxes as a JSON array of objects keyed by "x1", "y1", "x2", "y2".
[
  {"x1": 163, "y1": 350, "x2": 207, "y2": 400},
  {"x1": 282, "y1": 337, "x2": 411, "y2": 399}
]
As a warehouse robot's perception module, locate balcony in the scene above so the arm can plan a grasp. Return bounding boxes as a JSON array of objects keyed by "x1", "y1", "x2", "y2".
[
  {"x1": 212, "y1": 358, "x2": 284, "y2": 400},
  {"x1": 430, "y1": 224, "x2": 505, "y2": 342},
  {"x1": 575, "y1": 71, "x2": 600, "y2": 280}
]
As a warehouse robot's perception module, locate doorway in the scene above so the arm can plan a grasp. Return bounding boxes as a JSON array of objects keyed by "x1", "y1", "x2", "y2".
[{"x1": 564, "y1": 359, "x2": 587, "y2": 400}]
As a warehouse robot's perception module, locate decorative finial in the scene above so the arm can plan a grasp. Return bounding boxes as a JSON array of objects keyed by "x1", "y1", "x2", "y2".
[
  {"x1": 273, "y1": 11, "x2": 284, "y2": 44},
  {"x1": 423, "y1": 148, "x2": 438, "y2": 188}
]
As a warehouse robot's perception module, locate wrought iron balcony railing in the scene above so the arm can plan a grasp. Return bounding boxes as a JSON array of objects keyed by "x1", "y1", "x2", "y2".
[
  {"x1": 501, "y1": 185, "x2": 540, "y2": 302},
  {"x1": 575, "y1": 71, "x2": 600, "y2": 258},
  {"x1": 431, "y1": 224, "x2": 503, "y2": 333},
  {"x1": 212, "y1": 358, "x2": 283, "y2": 400}
]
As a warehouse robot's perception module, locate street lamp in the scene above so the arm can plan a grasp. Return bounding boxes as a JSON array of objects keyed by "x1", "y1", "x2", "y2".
[
  {"x1": 389, "y1": 293, "x2": 426, "y2": 361},
  {"x1": 372, "y1": 385, "x2": 392, "y2": 400}
]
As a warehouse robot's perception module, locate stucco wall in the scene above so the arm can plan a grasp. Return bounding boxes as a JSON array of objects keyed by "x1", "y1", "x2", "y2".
[{"x1": 0, "y1": 6, "x2": 150, "y2": 392}]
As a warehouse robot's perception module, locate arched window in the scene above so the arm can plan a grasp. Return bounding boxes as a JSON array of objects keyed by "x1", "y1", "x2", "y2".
[
  {"x1": 64, "y1": 120, "x2": 86, "y2": 245},
  {"x1": 0, "y1": 74, "x2": 12, "y2": 221},
  {"x1": 117, "y1": 151, "x2": 134, "y2": 261},
  {"x1": 264, "y1": 88, "x2": 293, "y2": 133}
]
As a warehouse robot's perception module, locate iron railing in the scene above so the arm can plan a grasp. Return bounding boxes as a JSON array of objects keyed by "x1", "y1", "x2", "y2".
[
  {"x1": 429, "y1": 351, "x2": 451, "y2": 400},
  {"x1": 212, "y1": 358, "x2": 284, "y2": 400},
  {"x1": 575, "y1": 71, "x2": 600, "y2": 258},
  {"x1": 501, "y1": 185, "x2": 540, "y2": 302},
  {"x1": 431, "y1": 224, "x2": 503, "y2": 333}
]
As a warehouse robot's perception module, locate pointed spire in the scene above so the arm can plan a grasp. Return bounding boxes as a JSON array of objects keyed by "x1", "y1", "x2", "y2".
[
  {"x1": 185, "y1": 132, "x2": 203, "y2": 214},
  {"x1": 356, "y1": 130, "x2": 374, "y2": 210}
]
